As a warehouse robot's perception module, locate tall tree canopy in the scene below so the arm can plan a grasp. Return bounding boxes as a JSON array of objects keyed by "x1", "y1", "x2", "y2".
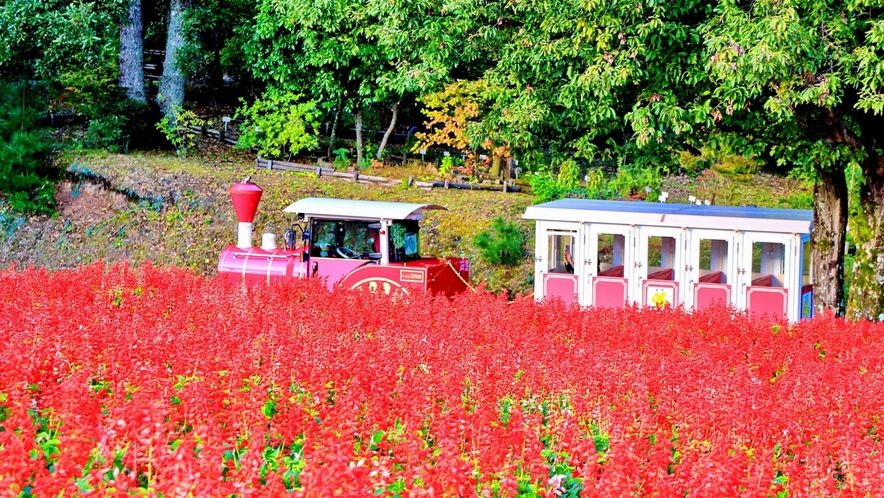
[{"x1": 700, "y1": 0, "x2": 884, "y2": 319}]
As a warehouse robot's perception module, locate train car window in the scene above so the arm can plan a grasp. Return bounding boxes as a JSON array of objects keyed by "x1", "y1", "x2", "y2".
[
  {"x1": 698, "y1": 238, "x2": 728, "y2": 284},
  {"x1": 646, "y1": 235, "x2": 676, "y2": 280},
  {"x1": 548, "y1": 232, "x2": 575, "y2": 273},
  {"x1": 390, "y1": 220, "x2": 421, "y2": 261},
  {"x1": 311, "y1": 220, "x2": 377, "y2": 258},
  {"x1": 801, "y1": 240, "x2": 812, "y2": 286},
  {"x1": 752, "y1": 242, "x2": 785, "y2": 287},
  {"x1": 597, "y1": 233, "x2": 625, "y2": 277}
]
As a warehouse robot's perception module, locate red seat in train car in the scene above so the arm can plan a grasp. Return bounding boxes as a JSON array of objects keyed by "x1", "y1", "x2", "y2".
[
  {"x1": 751, "y1": 274, "x2": 774, "y2": 287},
  {"x1": 647, "y1": 268, "x2": 674, "y2": 280},
  {"x1": 598, "y1": 265, "x2": 624, "y2": 277},
  {"x1": 698, "y1": 271, "x2": 723, "y2": 284}
]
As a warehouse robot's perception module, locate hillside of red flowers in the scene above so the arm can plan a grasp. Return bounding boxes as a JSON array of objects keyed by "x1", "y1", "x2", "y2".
[{"x1": 1, "y1": 263, "x2": 882, "y2": 496}]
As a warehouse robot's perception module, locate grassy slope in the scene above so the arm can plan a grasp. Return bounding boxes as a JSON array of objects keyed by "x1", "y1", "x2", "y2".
[
  {"x1": 0, "y1": 147, "x2": 810, "y2": 296},
  {"x1": 0, "y1": 149, "x2": 536, "y2": 294}
]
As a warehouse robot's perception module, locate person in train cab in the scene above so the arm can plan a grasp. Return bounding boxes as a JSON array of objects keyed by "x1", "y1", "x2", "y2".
[{"x1": 564, "y1": 247, "x2": 575, "y2": 274}]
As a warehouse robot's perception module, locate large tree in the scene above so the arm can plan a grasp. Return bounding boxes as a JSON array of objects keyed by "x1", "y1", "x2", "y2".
[
  {"x1": 437, "y1": 0, "x2": 882, "y2": 318},
  {"x1": 158, "y1": 0, "x2": 193, "y2": 122},
  {"x1": 119, "y1": 0, "x2": 146, "y2": 103},
  {"x1": 701, "y1": 0, "x2": 884, "y2": 319}
]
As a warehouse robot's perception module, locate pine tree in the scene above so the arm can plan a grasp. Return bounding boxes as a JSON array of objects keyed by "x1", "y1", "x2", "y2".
[{"x1": 0, "y1": 81, "x2": 55, "y2": 213}]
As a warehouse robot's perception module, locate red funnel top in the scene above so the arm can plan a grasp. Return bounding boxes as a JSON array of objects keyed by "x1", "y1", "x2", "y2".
[{"x1": 229, "y1": 181, "x2": 263, "y2": 223}]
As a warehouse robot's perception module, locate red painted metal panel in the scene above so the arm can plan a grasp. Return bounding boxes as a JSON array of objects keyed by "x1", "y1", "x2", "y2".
[
  {"x1": 694, "y1": 283, "x2": 731, "y2": 311},
  {"x1": 544, "y1": 274, "x2": 578, "y2": 305},
  {"x1": 747, "y1": 287, "x2": 788, "y2": 320},
  {"x1": 229, "y1": 182, "x2": 263, "y2": 223},
  {"x1": 217, "y1": 245, "x2": 304, "y2": 285},
  {"x1": 592, "y1": 277, "x2": 627, "y2": 308},
  {"x1": 312, "y1": 258, "x2": 370, "y2": 289},
  {"x1": 425, "y1": 259, "x2": 471, "y2": 296}
]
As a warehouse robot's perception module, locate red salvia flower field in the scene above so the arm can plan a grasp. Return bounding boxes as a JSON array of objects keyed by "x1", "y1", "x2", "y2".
[{"x1": 1, "y1": 263, "x2": 883, "y2": 497}]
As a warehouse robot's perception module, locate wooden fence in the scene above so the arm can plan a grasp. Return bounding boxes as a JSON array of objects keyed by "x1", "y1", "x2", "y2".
[
  {"x1": 185, "y1": 124, "x2": 520, "y2": 193},
  {"x1": 254, "y1": 158, "x2": 521, "y2": 193}
]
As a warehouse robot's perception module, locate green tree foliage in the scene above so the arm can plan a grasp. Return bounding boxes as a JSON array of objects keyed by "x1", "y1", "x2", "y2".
[
  {"x1": 0, "y1": 82, "x2": 55, "y2": 213},
  {"x1": 234, "y1": 89, "x2": 320, "y2": 160},
  {"x1": 698, "y1": 0, "x2": 884, "y2": 318},
  {"x1": 0, "y1": 0, "x2": 124, "y2": 80},
  {"x1": 473, "y1": 217, "x2": 524, "y2": 266},
  {"x1": 0, "y1": 0, "x2": 146, "y2": 152}
]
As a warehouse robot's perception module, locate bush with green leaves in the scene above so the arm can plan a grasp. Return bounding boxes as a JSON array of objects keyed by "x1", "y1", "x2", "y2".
[
  {"x1": 82, "y1": 98, "x2": 149, "y2": 153},
  {"x1": 332, "y1": 147, "x2": 351, "y2": 170},
  {"x1": 473, "y1": 216, "x2": 524, "y2": 266},
  {"x1": 556, "y1": 159, "x2": 581, "y2": 189},
  {"x1": 235, "y1": 88, "x2": 320, "y2": 160},
  {"x1": 156, "y1": 107, "x2": 203, "y2": 157},
  {"x1": 528, "y1": 172, "x2": 567, "y2": 204},
  {"x1": 0, "y1": 81, "x2": 55, "y2": 213},
  {"x1": 605, "y1": 164, "x2": 663, "y2": 200},
  {"x1": 58, "y1": 63, "x2": 149, "y2": 153}
]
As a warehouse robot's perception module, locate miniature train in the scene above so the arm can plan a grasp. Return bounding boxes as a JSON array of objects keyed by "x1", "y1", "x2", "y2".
[
  {"x1": 217, "y1": 181, "x2": 471, "y2": 296},
  {"x1": 218, "y1": 181, "x2": 814, "y2": 321}
]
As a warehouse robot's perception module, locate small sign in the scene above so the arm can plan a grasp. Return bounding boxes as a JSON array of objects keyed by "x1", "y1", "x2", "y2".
[{"x1": 400, "y1": 269, "x2": 425, "y2": 283}]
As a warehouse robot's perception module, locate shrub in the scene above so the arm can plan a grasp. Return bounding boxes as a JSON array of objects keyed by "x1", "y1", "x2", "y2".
[
  {"x1": 528, "y1": 172, "x2": 567, "y2": 203},
  {"x1": 156, "y1": 107, "x2": 203, "y2": 157},
  {"x1": 235, "y1": 88, "x2": 320, "y2": 160},
  {"x1": 473, "y1": 216, "x2": 524, "y2": 266}
]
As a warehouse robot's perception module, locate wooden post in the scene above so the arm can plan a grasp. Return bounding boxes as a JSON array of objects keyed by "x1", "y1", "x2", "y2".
[
  {"x1": 316, "y1": 167, "x2": 322, "y2": 178},
  {"x1": 407, "y1": 176, "x2": 414, "y2": 187},
  {"x1": 354, "y1": 171, "x2": 359, "y2": 182},
  {"x1": 268, "y1": 160, "x2": 273, "y2": 170}
]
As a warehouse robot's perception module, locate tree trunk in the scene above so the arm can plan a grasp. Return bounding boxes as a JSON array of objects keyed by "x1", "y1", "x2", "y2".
[
  {"x1": 355, "y1": 109, "x2": 363, "y2": 168},
  {"x1": 119, "y1": 0, "x2": 145, "y2": 103},
  {"x1": 847, "y1": 153, "x2": 884, "y2": 320},
  {"x1": 377, "y1": 101, "x2": 399, "y2": 160},
  {"x1": 327, "y1": 101, "x2": 341, "y2": 160},
  {"x1": 158, "y1": 0, "x2": 191, "y2": 123},
  {"x1": 489, "y1": 155, "x2": 501, "y2": 178},
  {"x1": 812, "y1": 167, "x2": 848, "y2": 316}
]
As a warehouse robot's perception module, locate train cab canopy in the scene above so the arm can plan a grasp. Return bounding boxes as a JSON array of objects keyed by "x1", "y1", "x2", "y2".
[
  {"x1": 283, "y1": 198, "x2": 447, "y2": 265},
  {"x1": 524, "y1": 199, "x2": 815, "y2": 322}
]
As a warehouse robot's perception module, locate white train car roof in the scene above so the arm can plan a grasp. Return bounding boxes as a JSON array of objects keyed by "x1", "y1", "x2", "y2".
[
  {"x1": 283, "y1": 197, "x2": 447, "y2": 221},
  {"x1": 524, "y1": 199, "x2": 813, "y2": 234}
]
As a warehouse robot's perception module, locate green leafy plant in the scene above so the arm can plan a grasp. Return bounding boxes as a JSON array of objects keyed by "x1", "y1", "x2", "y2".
[
  {"x1": 528, "y1": 172, "x2": 567, "y2": 204},
  {"x1": 556, "y1": 159, "x2": 581, "y2": 190},
  {"x1": 473, "y1": 217, "x2": 524, "y2": 266},
  {"x1": 605, "y1": 165, "x2": 663, "y2": 200},
  {"x1": 235, "y1": 88, "x2": 320, "y2": 160},
  {"x1": 439, "y1": 154, "x2": 465, "y2": 178},
  {"x1": 156, "y1": 107, "x2": 203, "y2": 157},
  {"x1": 584, "y1": 169, "x2": 606, "y2": 199},
  {"x1": 332, "y1": 147, "x2": 351, "y2": 170}
]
